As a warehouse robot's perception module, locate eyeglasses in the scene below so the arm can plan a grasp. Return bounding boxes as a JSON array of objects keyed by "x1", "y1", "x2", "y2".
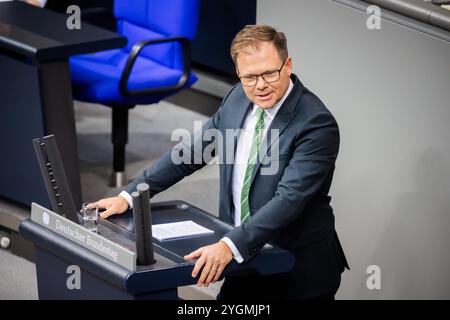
[{"x1": 238, "y1": 59, "x2": 287, "y2": 87}]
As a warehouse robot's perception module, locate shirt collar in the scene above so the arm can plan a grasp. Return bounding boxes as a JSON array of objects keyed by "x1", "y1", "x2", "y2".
[{"x1": 251, "y1": 79, "x2": 294, "y2": 121}]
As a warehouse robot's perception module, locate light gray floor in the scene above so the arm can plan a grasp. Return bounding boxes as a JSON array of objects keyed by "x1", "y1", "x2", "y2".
[
  {"x1": 0, "y1": 99, "x2": 222, "y2": 300},
  {"x1": 0, "y1": 249, "x2": 38, "y2": 300},
  {"x1": 76, "y1": 98, "x2": 220, "y2": 215}
]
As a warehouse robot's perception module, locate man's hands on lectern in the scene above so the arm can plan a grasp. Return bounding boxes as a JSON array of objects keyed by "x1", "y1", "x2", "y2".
[
  {"x1": 92, "y1": 196, "x2": 129, "y2": 219},
  {"x1": 184, "y1": 241, "x2": 233, "y2": 287},
  {"x1": 93, "y1": 196, "x2": 234, "y2": 287}
]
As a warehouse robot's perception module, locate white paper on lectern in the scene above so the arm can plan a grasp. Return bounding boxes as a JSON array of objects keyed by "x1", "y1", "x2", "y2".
[{"x1": 152, "y1": 220, "x2": 214, "y2": 241}]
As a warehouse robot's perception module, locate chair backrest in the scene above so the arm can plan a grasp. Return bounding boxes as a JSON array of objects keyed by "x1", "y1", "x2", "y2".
[{"x1": 114, "y1": 0, "x2": 199, "y2": 69}]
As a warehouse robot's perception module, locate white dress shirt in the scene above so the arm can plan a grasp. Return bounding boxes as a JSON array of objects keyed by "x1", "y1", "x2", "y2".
[
  {"x1": 221, "y1": 80, "x2": 293, "y2": 262},
  {"x1": 120, "y1": 80, "x2": 294, "y2": 263}
]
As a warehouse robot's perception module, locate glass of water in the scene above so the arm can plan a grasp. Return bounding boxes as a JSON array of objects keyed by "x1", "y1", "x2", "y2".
[{"x1": 81, "y1": 202, "x2": 98, "y2": 233}]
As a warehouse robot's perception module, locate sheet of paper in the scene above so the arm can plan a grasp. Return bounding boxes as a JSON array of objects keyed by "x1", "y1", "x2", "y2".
[{"x1": 152, "y1": 220, "x2": 214, "y2": 241}]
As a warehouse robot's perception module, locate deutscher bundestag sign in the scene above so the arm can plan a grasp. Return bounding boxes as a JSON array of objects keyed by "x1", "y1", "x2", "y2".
[{"x1": 31, "y1": 203, "x2": 136, "y2": 271}]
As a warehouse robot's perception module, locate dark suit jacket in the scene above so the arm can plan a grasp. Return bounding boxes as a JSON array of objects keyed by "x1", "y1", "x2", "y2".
[{"x1": 126, "y1": 74, "x2": 349, "y2": 299}]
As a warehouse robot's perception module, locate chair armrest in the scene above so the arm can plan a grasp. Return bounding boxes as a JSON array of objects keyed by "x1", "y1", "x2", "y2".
[{"x1": 119, "y1": 37, "x2": 192, "y2": 97}]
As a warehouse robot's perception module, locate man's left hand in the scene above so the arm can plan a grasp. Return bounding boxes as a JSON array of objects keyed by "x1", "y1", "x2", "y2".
[{"x1": 184, "y1": 241, "x2": 233, "y2": 287}]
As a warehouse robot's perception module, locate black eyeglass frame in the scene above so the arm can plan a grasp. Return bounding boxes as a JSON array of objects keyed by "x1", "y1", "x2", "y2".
[{"x1": 238, "y1": 58, "x2": 288, "y2": 87}]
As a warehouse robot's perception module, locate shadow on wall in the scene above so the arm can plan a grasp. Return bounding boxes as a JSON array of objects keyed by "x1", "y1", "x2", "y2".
[{"x1": 362, "y1": 148, "x2": 450, "y2": 299}]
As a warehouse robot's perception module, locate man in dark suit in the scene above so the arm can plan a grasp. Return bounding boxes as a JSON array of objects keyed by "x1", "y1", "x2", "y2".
[{"x1": 94, "y1": 24, "x2": 349, "y2": 300}]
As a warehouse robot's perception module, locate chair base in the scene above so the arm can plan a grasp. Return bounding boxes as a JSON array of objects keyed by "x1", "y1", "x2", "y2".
[
  {"x1": 111, "y1": 171, "x2": 127, "y2": 188},
  {"x1": 110, "y1": 105, "x2": 133, "y2": 188}
]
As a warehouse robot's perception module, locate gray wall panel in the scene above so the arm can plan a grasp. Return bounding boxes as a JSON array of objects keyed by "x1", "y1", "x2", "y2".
[{"x1": 257, "y1": 0, "x2": 450, "y2": 299}]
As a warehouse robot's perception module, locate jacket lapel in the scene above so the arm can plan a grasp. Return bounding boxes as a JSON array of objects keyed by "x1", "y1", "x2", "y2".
[
  {"x1": 224, "y1": 100, "x2": 253, "y2": 215},
  {"x1": 247, "y1": 108, "x2": 293, "y2": 188},
  {"x1": 248, "y1": 75, "x2": 304, "y2": 189}
]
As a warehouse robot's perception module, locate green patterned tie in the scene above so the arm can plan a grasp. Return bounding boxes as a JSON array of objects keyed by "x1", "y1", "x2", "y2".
[{"x1": 240, "y1": 108, "x2": 265, "y2": 223}]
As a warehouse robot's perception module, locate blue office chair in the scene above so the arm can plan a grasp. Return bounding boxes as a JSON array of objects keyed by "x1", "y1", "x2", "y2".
[{"x1": 70, "y1": 0, "x2": 199, "y2": 186}]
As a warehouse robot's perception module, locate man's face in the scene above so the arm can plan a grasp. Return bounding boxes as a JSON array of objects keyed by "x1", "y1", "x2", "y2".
[{"x1": 236, "y1": 41, "x2": 292, "y2": 109}]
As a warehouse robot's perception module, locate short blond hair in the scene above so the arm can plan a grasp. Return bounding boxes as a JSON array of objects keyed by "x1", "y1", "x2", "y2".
[{"x1": 230, "y1": 25, "x2": 288, "y2": 65}]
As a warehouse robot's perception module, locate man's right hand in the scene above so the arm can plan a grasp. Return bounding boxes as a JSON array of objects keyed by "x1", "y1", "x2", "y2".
[{"x1": 94, "y1": 196, "x2": 130, "y2": 219}]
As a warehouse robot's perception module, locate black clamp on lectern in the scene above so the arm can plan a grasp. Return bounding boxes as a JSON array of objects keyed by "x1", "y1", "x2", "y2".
[
  {"x1": 20, "y1": 135, "x2": 295, "y2": 299},
  {"x1": 132, "y1": 183, "x2": 155, "y2": 266}
]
